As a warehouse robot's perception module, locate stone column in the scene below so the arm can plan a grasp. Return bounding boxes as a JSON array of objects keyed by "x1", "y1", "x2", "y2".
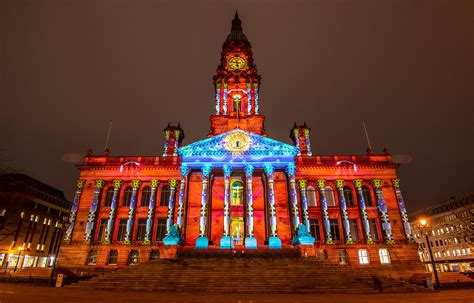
[
  {"x1": 220, "y1": 165, "x2": 233, "y2": 249},
  {"x1": 83, "y1": 180, "x2": 105, "y2": 243},
  {"x1": 317, "y1": 180, "x2": 333, "y2": 244},
  {"x1": 144, "y1": 180, "x2": 159, "y2": 244},
  {"x1": 353, "y1": 180, "x2": 373, "y2": 244},
  {"x1": 371, "y1": 179, "x2": 394, "y2": 243},
  {"x1": 215, "y1": 83, "x2": 221, "y2": 114},
  {"x1": 254, "y1": 83, "x2": 259, "y2": 114},
  {"x1": 335, "y1": 180, "x2": 353, "y2": 244},
  {"x1": 196, "y1": 164, "x2": 212, "y2": 248},
  {"x1": 245, "y1": 165, "x2": 258, "y2": 249},
  {"x1": 165, "y1": 179, "x2": 178, "y2": 233},
  {"x1": 163, "y1": 130, "x2": 170, "y2": 156},
  {"x1": 173, "y1": 130, "x2": 180, "y2": 156},
  {"x1": 392, "y1": 179, "x2": 413, "y2": 241},
  {"x1": 286, "y1": 163, "x2": 300, "y2": 231},
  {"x1": 247, "y1": 84, "x2": 252, "y2": 115},
  {"x1": 223, "y1": 84, "x2": 228, "y2": 115},
  {"x1": 264, "y1": 163, "x2": 281, "y2": 249},
  {"x1": 103, "y1": 180, "x2": 123, "y2": 244},
  {"x1": 124, "y1": 180, "x2": 141, "y2": 244},
  {"x1": 297, "y1": 180, "x2": 309, "y2": 231},
  {"x1": 64, "y1": 180, "x2": 85, "y2": 243},
  {"x1": 292, "y1": 129, "x2": 301, "y2": 156},
  {"x1": 176, "y1": 165, "x2": 190, "y2": 228},
  {"x1": 303, "y1": 128, "x2": 312, "y2": 156}
]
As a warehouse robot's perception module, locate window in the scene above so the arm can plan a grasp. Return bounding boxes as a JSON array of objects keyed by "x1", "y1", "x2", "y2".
[
  {"x1": 156, "y1": 218, "x2": 167, "y2": 241},
  {"x1": 160, "y1": 185, "x2": 171, "y2": 207},
  {"x1": 128, "y1": 250, "x2": 139, "y2": 265},
  {"x1": 338, "y1": 249, "x2": 349, "y2": 265},
  {"x1": 343, "y1": 186, "x2": 355, "y2": 207},
  {"x1": 97, "y1": 219, "x2": 108, "y2": 242},
  {"x1": 87, "y1": 249, "x2": 98, "y2": 265},
  {"x1": 379, "y1": 248, "x2": 391, "y2": 264},
  {"x1": 122, "y1": 186, "x2": 133, "y2": 207},
  {"x1": 358, "y1": 249, "x2": 370, "y2": 264},
  {"x1": 231, "y1": 180, "x2": 244, "y2": 206},
  {"x1": 362, "y1": 186, "x2": 372, "y2": 206},
  {"x1": 136, "y1": 219, "x2": 147, "y2": 241},
  {"x1": 116, "y1": 219, "x2": 128, "y2": 241},
  {"x1": 369, "y1": 218, "x2": 380, "y2": 241},
  {"x1": 104, "y1": 187, "x2": 115, "y2": 207},
  {"x1": 306, "y1": 186, "x2": 317, "y2": 207},
  {"x1": 108, "y1": 250, "x2": 118, "y2": 265},
  {"x1": 141, "y1": 186, "x2": 152, "y2": 207},
  {"x1": 324, "y1": 186, "x2": 336, "y2": 207},
  {"x1": 309, "y1": 219, "x2": 320, "y2": 241},
  {"x1": 349, "y1": 219, "x2": 360, "y2": 241},
  {"x1": 150, "y1": 249, "x2": 159, "y2": 261},
  {"x1": 329, "y1": 219, "x2": 340, "y2": 241}
]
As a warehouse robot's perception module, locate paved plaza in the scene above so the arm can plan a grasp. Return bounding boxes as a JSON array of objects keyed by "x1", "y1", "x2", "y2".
[{"x1": 0, "y1": 284, "x2": 473, "y2": 303}]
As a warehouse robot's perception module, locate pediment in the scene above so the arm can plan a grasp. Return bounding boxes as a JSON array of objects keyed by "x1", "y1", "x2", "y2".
[{"x1": 178, "y1": 129, "x2": 297, "y2": 168}]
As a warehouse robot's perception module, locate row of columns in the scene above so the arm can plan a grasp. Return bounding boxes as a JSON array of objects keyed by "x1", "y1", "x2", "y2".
[
  {"x1": 65, "y1": 178, "x2": 179, "y2": 245},
  {"x1": 65, "y1": 173, "x2": 412, "y2": 247},
  {"x1": 296, "y1": 178, "x2": 413, "y2": 244}
]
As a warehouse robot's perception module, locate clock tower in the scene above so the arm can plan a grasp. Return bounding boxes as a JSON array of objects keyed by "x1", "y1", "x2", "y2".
[{"x1": 209, "y1": 12, "x2": 266, "y2": 136}]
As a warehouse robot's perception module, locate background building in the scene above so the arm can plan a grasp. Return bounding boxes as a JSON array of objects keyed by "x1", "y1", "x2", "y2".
[
  {"x1": 410, "y1": 192, "x2": 474, "y2": 272},
  {"x1": 0, "y1": 174, "x2": 71, "y2": 272},
  {"x1": 58, "y1": 14, "x2": 422, "y2": 278}
]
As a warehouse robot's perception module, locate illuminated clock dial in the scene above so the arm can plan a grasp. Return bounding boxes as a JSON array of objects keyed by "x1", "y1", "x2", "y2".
[
  {"x1": 227, "y1": 56, "x2": 247, "y2": 70},
  {"x1": 224, "y1": 131, "x2": 251, "y2": 154}
]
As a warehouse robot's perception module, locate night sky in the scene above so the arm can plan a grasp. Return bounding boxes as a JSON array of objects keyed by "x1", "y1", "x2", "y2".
[{"x1": 1, "y1": 0, "x2": 473, "y2": 213}]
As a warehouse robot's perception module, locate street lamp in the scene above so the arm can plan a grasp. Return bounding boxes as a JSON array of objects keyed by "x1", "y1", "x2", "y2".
[
  {"x1": 418, "y1": 217, "x2": 440, "y2": 289},
  {"x1": 14, "y1": 246, "x2": 24, "y2": 272}
]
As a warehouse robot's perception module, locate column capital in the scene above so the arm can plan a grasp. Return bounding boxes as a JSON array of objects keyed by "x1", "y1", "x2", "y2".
[
  {"x1": 76, "y1": 180, "x2": 86, "y2": 189},
  {"x1": 263, "y1": 163, "x2": 274, "y2": 176},
  {"x1": 131, "y1": 179, "x2": 142, "y2": 189},
  {"x1": 169, "y1": 179, "x2": 178, "y2": 189},
  {"x1": 353, "y1": 179, "x2": 363, "y2": 189},
  {"x1": 286, "y1": 163, "x2": 296, "y2": 176},
  {"x1": 150, "y1": 179, "x2": 160, "y2": 188},
  {"x1": 94, "y1": 180, "x2": 105, "y2": 189},
  {"x1": 316, "y1": 179, "x2": 326, "y2": 190},
  {"x1": 223, "y1": 165, "x2": 233, "y2": 177},
  {"x1": 244, "y1": 165, "x2": 254, "y2": 177},
  {"x1": 297, "y1": 179, "x2": 307, "y2": 189},
  {"x1": 201, "y1": 164, "x2": 213, "y2": 177},
  {"x1": 392, "y1": 178, "x2": 400, "y2": 188},
  {"x1": 335, "y1": 180, "x2": 345, "y2": 190},
  {"x1": 371, "y1": 179, "x2": 383, "y2": 189},
  {"x1": 180, "y1": 165, "x2": 190, "y2": 177},
  {"x1": 113, "y1": 180, "x2": 123, "y2": 189}
]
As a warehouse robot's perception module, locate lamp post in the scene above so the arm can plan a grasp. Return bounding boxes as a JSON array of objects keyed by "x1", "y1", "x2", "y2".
[
  {"x1": 14, "y1": 246, "x2": 24, "y2": 272},
  {"x1": 418, "y1": 218, "x2": 440, "y2": 289}
]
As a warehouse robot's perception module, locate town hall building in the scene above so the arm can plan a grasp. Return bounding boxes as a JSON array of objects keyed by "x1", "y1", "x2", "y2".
[{"x1": 58, "y1": 13, "x2": 421, "y2": 273}]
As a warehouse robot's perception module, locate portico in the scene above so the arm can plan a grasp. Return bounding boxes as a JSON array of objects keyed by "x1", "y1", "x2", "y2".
[{"x1": 176, "y1": 128, "x2": 299, "y2": 249}]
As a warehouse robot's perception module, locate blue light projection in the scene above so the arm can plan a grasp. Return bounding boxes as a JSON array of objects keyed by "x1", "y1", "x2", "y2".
[{"x1": 178, "y1": 128, "x2": 298, "y2": 169}]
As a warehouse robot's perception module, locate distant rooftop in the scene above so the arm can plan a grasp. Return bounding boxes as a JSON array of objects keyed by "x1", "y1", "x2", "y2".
[{"x1": 409, "y1": 191, "x2": 474, "y2": 219}]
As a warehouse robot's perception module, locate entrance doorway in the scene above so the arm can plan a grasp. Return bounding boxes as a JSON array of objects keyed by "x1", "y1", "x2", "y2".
[{"x1": 230, "y1": 217, "x2": 244, "y2": 246}]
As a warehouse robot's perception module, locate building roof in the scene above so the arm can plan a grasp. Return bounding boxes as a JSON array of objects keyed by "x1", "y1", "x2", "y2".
[
  {"x1": 409, "y1": 191, "x2": 474, "y2": 220},
  {"x1": 0, "y1": 174, "x2": 70, "y2": 210},
  {"x1": 224, "y1": 12, "x2": 249, "y2": 45}
]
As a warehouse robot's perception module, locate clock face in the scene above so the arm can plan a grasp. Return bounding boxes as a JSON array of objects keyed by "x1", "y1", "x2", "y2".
[
  {"x1": 224, "y1": 131, "x2": 251, "y2": 155},
  {"x1": 227, "y1": 56, "x2": 247, "y2": 70}
]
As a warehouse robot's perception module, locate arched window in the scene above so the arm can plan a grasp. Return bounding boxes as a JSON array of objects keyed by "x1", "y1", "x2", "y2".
[
  {"x1": 324, "y1": 186, "x2": 336, "y2": 207},
  {"x1": 141, "y1": 186, "x2": 152, "y2": 207},
  {"x1": 362, "y1": 186, "x2": 372, "y2": 206},
  {"x1": 231, "y1": 180, "x2": 244, "y2": 206},
  {"x1": 159, "y1": 185, "x2": 170, "y2": 207},
  {"x1": 103, "y1": 187, "x2": 115, "y2": 207},
  {"x1": 122, "y1": 186, "x2": 133, "y2": 207},
  {"x1": 306, "y1": 186, "x2": 317, "y2": 207},
  {"x1": 343, "y1": 186, "x2": 355, "y2": 207}
]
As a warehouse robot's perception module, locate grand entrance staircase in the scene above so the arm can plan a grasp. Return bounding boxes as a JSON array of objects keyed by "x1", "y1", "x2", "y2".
[{"x1": 68, "y1": 249, "x2": 428, "y2": 293}]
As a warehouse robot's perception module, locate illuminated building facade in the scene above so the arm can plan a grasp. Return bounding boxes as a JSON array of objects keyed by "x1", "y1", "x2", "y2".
[
  {"x1": 410, "y1": 193, "x2": 473, "y2": 273},
  {"x1": 58, "y1": 13, "x2": 421, "y2": 272},
  {"x1": 0, "y1": 174, "x2": 70, "y2": 271}
]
